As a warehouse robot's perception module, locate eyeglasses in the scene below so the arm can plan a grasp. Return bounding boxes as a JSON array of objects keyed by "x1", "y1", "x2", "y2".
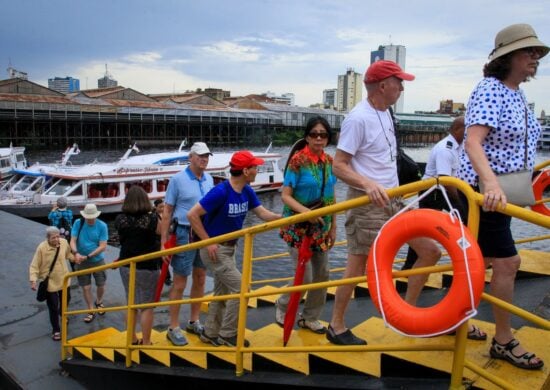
[
  {"x1": 308, "y1": 132, "x2": 329, "y2": 139},
  {"x1": 522, "y1": 47, "x2": 544, "y2": 57}
]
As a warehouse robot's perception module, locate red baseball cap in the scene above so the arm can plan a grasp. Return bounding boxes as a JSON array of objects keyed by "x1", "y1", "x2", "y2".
[
  {"x1": 364, "y1": 60, "x2": 415, "y2": 84},
  {"x1": 230, "y1": 150, "x2": 265, "y2": 170}
]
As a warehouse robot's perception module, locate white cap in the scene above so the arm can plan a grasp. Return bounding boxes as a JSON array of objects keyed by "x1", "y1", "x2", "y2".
[{"x1": 190, "y1": 142, "x2": 212, "y2": 156}]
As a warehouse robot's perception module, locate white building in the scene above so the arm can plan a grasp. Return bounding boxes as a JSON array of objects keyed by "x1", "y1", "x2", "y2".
[
  {"x1": 263, "y1": 91, "x2": 295, "y2": 106},
  {"x1": 370, "y1": 44, "x2": 407, "y2": 113},
  {"x1": 337, "y1": 69, "x2": 362, "y2": 112}
]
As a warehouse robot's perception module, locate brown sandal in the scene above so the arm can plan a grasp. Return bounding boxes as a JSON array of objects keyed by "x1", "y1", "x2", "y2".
[
  {"x1": 467, "y1": 325, "x2": 487, "y2": 340},
  {"x1": 490, "y1": 338, "x2": 544, "y2": 370}
]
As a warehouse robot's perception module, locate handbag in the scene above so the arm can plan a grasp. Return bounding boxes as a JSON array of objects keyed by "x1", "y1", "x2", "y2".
[
  {"x1": 481, "y1": 170, "x2": 535, "y2": 207},
  {"x1": 397, "y1": 148, "x2": 422, "y2": 185},
  {"x1": 36, "y1": 246, "x2": 60, "y2": 302},
  {"x1": 478, "y1": 108, "x2": 535, "y2": 207}
]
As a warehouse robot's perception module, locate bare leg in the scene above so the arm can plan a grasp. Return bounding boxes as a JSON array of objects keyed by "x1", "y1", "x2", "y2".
[
  {"x1": 96, "y1": 285, "x2": 105, "y2": 306},
  {"x1": 329, "y1": 253, "x2": 366, "y2": 334},
  {"x1": 189, "y1": 267, "x2": 206, "y2": 322},
  {"x1": 405, "y1": 237, "x2": 441, "y2": 305},
  {"x1": 169, "y1": 273, "x2": 188, "y2": 329},
  {"x1": 140, "y1": 308, "x2": 154, "y2": 345},
  {"x1": 82, "y1": 284, "x2": 94, "y2": 311}
]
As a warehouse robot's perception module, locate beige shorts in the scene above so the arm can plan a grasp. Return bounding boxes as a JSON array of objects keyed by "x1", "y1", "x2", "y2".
[{"x1": 345, "y1": 187, "x2": 404, "y2": 255}]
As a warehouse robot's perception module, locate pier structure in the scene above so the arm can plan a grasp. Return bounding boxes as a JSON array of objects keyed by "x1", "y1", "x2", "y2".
[{"x1": 0, "y1": 78, "x2": 451, "y2": 150}]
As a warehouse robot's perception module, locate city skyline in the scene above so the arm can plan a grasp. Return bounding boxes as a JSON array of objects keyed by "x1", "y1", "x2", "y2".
[{"x1": 3, "y1": 1, "x2": 550, "y2": 114}]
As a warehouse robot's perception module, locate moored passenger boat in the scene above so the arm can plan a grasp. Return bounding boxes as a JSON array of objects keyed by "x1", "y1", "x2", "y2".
[{"x1": 0, "y1": 147, "x2": 283, "y2": 218}]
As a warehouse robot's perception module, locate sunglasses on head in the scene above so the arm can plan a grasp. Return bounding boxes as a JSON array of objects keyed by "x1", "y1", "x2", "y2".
[{"x1": 308, "y1": 132, "x2": 329, "y2": 139}]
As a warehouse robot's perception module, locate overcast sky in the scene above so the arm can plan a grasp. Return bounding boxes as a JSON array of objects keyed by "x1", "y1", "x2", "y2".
[{"x1": 3, "y1": 0, "x2": 550, "y2": 114}]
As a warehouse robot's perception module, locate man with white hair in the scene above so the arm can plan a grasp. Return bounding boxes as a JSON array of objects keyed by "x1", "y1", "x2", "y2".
[{"x1": 160, "y1": 142, "x2": 214, "y2": 346}]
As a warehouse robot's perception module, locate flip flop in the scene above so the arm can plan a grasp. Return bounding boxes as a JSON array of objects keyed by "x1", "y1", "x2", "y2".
[
  {"x1": 84, "y1": 312, "x2": 95, "y2": 323},
  {"x1": 52, "y1": 332, "x2": 61, "y2": 341},
  {"x1": 95, "y1": 301, "x2": 106, "y2": 316}
]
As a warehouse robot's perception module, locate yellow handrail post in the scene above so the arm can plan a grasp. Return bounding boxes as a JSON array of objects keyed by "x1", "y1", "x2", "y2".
[
  {"x1": 60, "y1": 276, "x2": 69, "y2": 360},
  {"x1": 236, "y1": 232, "x2": 254, "y2": 376},
  {"x1": 125, "y1": 261, "x2": 137, "y2": 368},
  {"x1": 449, "y1": 322, "x2": 469, "y2": 389}
]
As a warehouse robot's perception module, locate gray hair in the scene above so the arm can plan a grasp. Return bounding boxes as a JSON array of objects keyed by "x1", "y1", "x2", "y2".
[{"x1": 46, "y1": 226, "x2": 60, "y2": 237}]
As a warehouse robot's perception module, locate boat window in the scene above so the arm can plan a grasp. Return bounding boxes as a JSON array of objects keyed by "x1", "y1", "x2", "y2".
[
  {"x1": 44, "y1": 179, "x2": 76, "y2": 195},
  {"x1": 0, "y1": 158, "x2": 9, "y2": 168},
  {"x1": 105, "y1": 184, "x2": 119, "y2": 198},
  {"x1": 257, "y1": 161, "x2": 274, "y2": 173},
  {"x1": 13, "y1": 176, "x2": 40, "y2": 191},
  {"x1": 67, "y1": 183, "x2": 83, "y2": 197},
  {"x1": 125, "y1": 180, "x2": 152, "y2": 194},
  {"x1": 156, "y1": 179, "x2": 169, "y2": 192},
  {"x1": 88, "y1": 183, "x2": 108, "y2": 198}
]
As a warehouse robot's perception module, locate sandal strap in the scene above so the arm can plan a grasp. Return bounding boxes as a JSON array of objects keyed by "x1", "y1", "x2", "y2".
[{"x1": 492, "y1": 338, "x2": 519, "y2": 351}]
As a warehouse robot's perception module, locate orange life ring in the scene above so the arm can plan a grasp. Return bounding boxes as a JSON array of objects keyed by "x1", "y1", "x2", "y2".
[
  {"x1": 530, "y1": 170, "x2": 550, "y2": 216},
  {"x1": 367, "y1": 209, "x2": 486, "y2": 336}
]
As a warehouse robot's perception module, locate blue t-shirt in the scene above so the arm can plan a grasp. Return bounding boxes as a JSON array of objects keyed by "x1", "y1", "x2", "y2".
[
  {"x1": 71, "y1": 218, "x2": 109, "y2": 263},
  {"x1": 165, "y1": 166, "x2": 213, "y2": 226},
  {"x1": 199, "y1": 181, "x2": 261, "y2": 238}
]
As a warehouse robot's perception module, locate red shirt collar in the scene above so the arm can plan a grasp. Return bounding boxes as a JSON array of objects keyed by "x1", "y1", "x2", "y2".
[{"x1": 303, "y1": 144, "x2": 326, "y2": 163}]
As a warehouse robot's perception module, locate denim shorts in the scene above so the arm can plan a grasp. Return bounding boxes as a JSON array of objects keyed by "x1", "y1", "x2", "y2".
[
  {"x1": 76, "y1": 259, "x2": 107, "y2": 287},
  {"x1": 171, "y1": 225, "x2": 205, "y2": 277}
]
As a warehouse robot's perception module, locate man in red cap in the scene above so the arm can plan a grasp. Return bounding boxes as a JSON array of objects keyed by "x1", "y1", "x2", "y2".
[
  {"x1": 187, "y1": 150, "x2": 281, "y2": 347},
  {"x1": 326, "y1": 60, "x2": 441, "y2": 345}
]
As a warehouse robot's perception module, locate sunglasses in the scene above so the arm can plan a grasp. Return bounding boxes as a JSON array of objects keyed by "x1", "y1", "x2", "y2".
[
  {"x1": 308, "y1": 132, "x2": 329, "y2": 139},
  {"x1": 522, "y1": 47, "x2": 545, "y2": 57}
]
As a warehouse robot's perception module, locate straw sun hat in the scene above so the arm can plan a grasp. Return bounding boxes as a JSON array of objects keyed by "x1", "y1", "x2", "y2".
[{"x1": 489, "y1": 23, "x2": 549, "y2": 62}]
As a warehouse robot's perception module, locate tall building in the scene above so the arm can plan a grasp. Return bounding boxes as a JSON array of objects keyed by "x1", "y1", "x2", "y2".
[
  {"x1": 337, "y1": 68, "x2": 362, "y2": 112},
  {"x1": 97, "y1": 64, "x2": 117, "y2": 88},
  {"x1": 48, "y1": 76, "x2": 80, "y2": 94},
  {"x1": 323, "y1": 89, "x2": 337, "y2": 109},
  {"x1": 370, "y1": 44, "x2": 407, "y2": 113}
]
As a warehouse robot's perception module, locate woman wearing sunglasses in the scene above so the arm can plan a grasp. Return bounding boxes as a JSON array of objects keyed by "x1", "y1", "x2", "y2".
[{"x1": 276, "y1": 116, "x2": 337, "y2": 334}]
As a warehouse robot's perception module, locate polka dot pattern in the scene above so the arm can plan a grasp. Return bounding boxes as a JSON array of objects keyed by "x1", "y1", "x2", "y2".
[{"x1": 458, "y1": 77, "x2": 542, "y2": 185}]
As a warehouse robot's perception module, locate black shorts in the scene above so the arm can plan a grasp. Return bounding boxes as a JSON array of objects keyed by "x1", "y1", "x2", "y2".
[{"x1": 459, "y1": 191, "x2": 517, "y2": 259}]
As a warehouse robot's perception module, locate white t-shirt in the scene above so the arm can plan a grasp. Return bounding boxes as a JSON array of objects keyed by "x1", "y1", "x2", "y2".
[
  {"x1": 422, "y1": 134, "x2": 462, "y2": 179},
  {"x1": 337, "y1": 99, "x2": 398, "y2": 189}
]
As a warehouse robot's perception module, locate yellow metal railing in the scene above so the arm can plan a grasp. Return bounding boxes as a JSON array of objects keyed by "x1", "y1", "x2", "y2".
[{"x1": 60, "y1": 174, "x2": 550, "y2": 389}]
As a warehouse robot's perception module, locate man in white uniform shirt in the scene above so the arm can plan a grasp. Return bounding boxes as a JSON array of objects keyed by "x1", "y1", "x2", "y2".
[
  {"x1": 402, "y1": 116, "x2": 465, "y2": 270},
  {"x1": 326, "y1": 60, "x2": 441, "y2": 345}
]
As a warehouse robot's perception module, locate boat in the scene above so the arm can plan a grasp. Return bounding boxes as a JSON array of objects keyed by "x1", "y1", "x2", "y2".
[
  {"x1": 0, "y1": 143, "x2": 81, "y2": 202},
  {"x1": 538, "y1": 124, "x2": 550, "y2": 150},
  {"x1": 0, "y1": 143, "x2": 27, "y2": 181},
  {"x1": 0, "y1": 145, "x2": 283, "y2": 218}
]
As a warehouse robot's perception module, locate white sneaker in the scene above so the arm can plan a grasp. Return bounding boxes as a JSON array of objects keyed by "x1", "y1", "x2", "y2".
[
  {"x1": 297, "y1": 317, "x2": 326, "y2": 334},
  {"x1": 275, "y1": 302, "x2": 285, "y2": 327}
]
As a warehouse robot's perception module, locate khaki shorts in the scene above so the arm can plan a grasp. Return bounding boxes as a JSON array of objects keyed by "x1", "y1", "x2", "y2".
[{"x1": 345, "y1": 187, "x2": 404, "y2": 255}]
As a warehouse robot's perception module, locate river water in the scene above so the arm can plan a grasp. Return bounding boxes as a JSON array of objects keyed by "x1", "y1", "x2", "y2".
[{"x1": 26, "y1": 145, "x2": 550, "y2": 285}]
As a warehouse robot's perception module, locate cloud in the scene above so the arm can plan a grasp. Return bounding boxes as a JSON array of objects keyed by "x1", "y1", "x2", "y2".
[
  {"x1": 124, "y1": 52, "x2": 162, "y2": 64},
  {"x1": 202, "y1": 41, "x2": 260, "y2": 62}
]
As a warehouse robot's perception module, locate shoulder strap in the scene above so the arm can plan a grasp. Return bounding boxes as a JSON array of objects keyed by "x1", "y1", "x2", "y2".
[
  {"x1": 46, "y1": 246, "x2": 61, "y2": 277},
  {"x1": 76, "y1": 218, "x2": 85, "y2": 241}
]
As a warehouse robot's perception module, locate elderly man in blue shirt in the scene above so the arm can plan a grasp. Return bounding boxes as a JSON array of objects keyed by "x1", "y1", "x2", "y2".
[{"x1": 160, "y1": 142, "x2": 214, "y2": 346}]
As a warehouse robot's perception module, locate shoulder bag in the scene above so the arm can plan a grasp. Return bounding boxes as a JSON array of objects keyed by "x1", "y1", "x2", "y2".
[
  {"x1": 397, "y1": 148, "x2": 422, "y2": 185},
  {"x1": 36, "y1": 246, "x2": 60, "y2": 302},
  {"x1": 479, "y1": 108, "x2": 535, "y2": 207}
]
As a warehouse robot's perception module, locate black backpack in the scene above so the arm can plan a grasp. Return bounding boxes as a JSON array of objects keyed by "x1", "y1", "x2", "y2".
[{"x1": 57, "y1": 213, "x2": 72, "y2": 241}]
